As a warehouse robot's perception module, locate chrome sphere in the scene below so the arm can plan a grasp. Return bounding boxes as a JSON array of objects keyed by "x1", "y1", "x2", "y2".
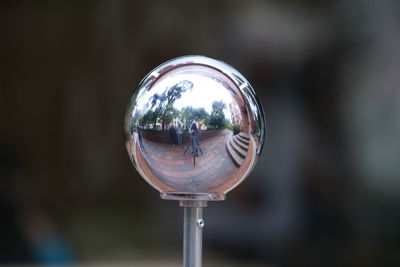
[{"x1": 125, "y1": 56, "x2": 265, "y2": 201}]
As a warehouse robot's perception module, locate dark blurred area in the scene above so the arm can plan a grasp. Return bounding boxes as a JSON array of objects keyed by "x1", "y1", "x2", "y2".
[{"x1": 1, "y1": 0, "x2": 399, "y2": 266}]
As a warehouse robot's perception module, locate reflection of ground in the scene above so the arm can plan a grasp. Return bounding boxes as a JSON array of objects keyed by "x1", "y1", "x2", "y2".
[{"x1": 141, "y1": 130, "x2": 238, "y2": 192}]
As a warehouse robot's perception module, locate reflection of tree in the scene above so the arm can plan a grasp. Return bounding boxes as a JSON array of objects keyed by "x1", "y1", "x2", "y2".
[
  {"x1": 139, "y1": 89, "x2": 231, "y2": 132},
  {"x1": 139, "y1": 110, "x2": 157, "y2": 129},
  {"x1": 163, "y1": 105, "x2": 179, "y2": 126},
  {"x1": 180, "y1": 106, "x2": 209, "y2": 128},
  {"x1": 140, "y1": 80, "x2": 193, "y2": 130},
  {"x1": 208, "y1": 100, "x2": 228, "y2": 129},
  {"x1": 212, "y1": 100, "x2": 226, "y2": 111},
  {"x1": 161, "y1": 80, "x2": 193, "y2": 130}
]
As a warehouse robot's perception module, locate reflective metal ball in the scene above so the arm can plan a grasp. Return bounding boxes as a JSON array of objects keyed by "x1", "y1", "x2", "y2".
[{"x1": 125, "y1": 56, "x2": 265, "y2": 201}]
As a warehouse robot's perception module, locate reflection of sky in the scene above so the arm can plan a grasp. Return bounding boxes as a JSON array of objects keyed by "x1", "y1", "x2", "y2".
[
  {"x1": 174, "y1": 74, "x2": 234, "y2": 115},
  {"x1": 137, "y1": 72, "x2": 236, "y2": 119}
]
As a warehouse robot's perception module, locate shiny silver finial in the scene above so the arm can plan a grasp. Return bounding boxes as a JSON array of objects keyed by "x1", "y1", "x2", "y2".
[
  {"x1": 125, "y1": 55, "x2": 265, "y2": 267},
  {"x1": 125, "y1": 55, "x2": 265, "y2": 201}
]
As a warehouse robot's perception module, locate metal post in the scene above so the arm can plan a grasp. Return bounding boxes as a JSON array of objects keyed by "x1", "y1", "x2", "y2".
[{"x1": 181, "y1": 201, "x2": 207, "y2": 267}]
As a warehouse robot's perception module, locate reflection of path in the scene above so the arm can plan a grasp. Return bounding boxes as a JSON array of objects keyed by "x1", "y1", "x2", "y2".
[{"x1": 141, "y1": 130, "x2": 238, "y2": 192}]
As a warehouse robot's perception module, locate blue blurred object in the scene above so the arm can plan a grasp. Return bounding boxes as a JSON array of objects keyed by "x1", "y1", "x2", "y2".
[{"x1": 31, "y1": 232, "x2": 74, "y2": 265}]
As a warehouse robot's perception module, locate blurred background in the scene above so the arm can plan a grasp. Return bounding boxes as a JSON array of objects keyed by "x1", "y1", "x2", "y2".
[{"x1": 1, "y1": 0, "x2": 399, "y2": 266}]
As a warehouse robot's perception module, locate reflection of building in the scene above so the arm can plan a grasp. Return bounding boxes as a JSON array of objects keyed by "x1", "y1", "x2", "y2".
[
  {"x1": 229, "y1": 103, "x2": 241, "y2": 125},
  {"x1": 198, "y1": 120, "x2": 207, "y2": 130},
  {"x1": 154, "y1": 118, "x2": 162, "y2": 130},
  {"x1": 172, "y1": 117, "x2": 186, "y2": 129},
  {"x1": 171, "y1": 117, "x2": 207, "y2": 130}
]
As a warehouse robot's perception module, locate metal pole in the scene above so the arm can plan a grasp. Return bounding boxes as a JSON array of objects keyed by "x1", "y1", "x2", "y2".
[{"x1": 181, "y1": 201, "x2": 207, "y2": 267}]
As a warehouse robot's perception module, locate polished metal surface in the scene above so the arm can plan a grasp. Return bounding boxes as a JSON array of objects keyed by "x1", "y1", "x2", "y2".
[
  {"x1": 125, "y1": 55, "x2": 265, "y2": 201},
  {"x1": 183, "y1": 206, "x2": 203, "y2": 267}
]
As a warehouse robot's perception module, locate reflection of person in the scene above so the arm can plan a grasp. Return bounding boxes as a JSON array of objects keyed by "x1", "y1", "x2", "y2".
[
  {"x1": 170, "y1": 125, "x2": 176, "y2": 145},
  {"x1": 190, "y1": 122, "x2": 200, "y2": 156},
  {"x1": 137, "y1": 126, "x2": 145, "y2": 151},
  {"x1": 177, "y1": 123, "x2": 183, "y2": 146}
]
